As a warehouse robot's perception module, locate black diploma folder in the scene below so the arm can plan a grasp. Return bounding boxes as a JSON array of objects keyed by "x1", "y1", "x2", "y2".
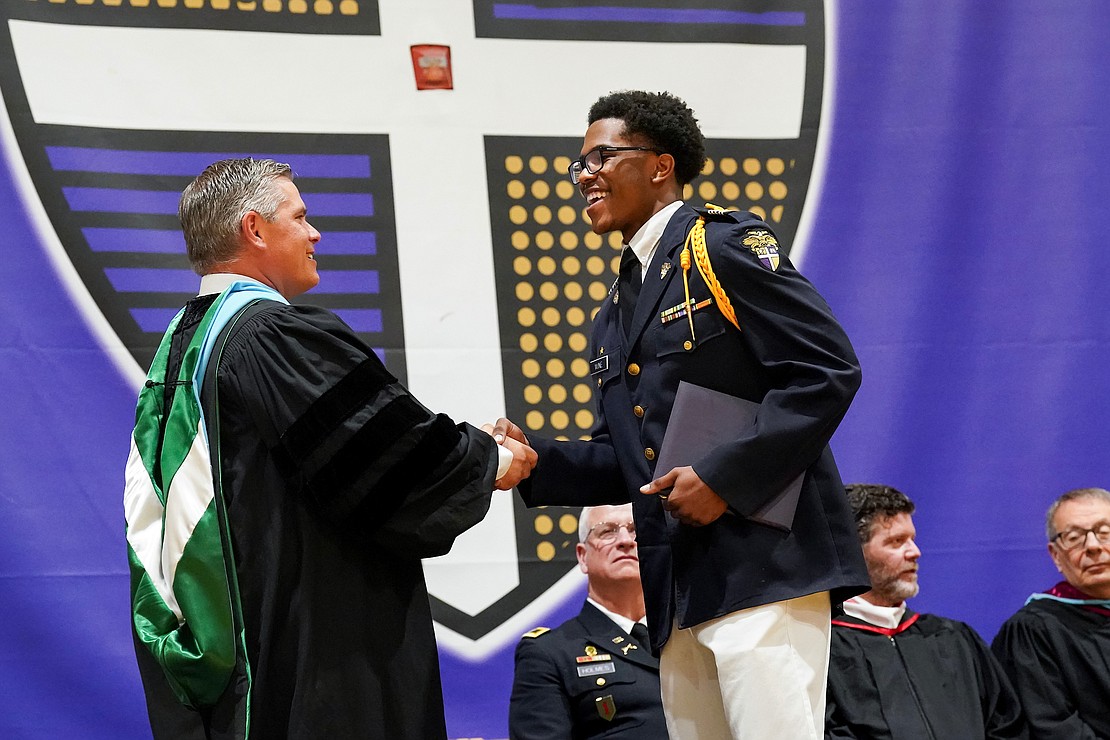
[{"x1": 655, "y1": 381, "x2": 802, "y2": 531}]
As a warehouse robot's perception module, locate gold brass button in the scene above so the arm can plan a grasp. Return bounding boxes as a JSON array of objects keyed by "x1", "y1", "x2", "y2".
[
  {"x1": 596, "y1": 678, "x2": 606, "y2": 686},
  {"x1": 683, "y1": 340, "x2": 693, "y2": 351},
  {"x1": 627, "y1": 363, "x2": 640, "y2": 376},
  {"x1": 633, "y1": 405, "x2": 645, "y2": 418},
  {"x1": 597, "y1": 378, "x2": 602, "y2": 388},
  {"x1": 644, "y1": 448, "x2": 656, "y2": 461}
]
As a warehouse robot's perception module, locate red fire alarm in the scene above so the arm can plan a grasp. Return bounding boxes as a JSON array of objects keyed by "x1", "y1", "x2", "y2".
[{"x1": 410, "y1": 44, "x2": 453, "y2": 90}]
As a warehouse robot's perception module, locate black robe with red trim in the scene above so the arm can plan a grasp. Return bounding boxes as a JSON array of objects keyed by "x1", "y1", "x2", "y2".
[
  {"x1": 133, "y1": 301, "x2": 497, "y2": 740},
  {"x1": 825, "y1": 610, "x2": 1027, "y2": 739}
]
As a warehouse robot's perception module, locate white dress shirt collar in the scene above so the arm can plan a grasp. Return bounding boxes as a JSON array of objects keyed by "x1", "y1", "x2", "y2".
[
  {"x1": 198, "y1": 272, "x2": 265, "y2": 296},
  {"x1": 841, "y1": 595, "x2": 907, "y2": 629},
  {"x1": 625, "y1": 200, "x2": 684, "y2": 280},
  {"x1": 587, "y1": 597, "x2": 647, "y2": 636}
]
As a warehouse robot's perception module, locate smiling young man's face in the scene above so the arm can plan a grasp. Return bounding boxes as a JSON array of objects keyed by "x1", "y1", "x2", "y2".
[{"x1": 576, "y1": 118, "x2": 665, "y2": 243}]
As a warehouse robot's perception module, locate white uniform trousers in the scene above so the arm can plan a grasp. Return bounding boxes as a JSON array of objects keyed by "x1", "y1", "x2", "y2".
[{"x1": 659, "y1": 590, "x2": 831, "y2": 740}]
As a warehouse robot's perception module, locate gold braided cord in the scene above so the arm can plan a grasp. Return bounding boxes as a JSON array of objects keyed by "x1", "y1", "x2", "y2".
[{"x1": 682, "y1": 206, "x2": 740, "y2": 332}]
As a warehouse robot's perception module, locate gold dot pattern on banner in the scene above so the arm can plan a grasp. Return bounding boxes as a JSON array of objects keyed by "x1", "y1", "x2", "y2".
[
  {"x1": 690, "y1": 152, "x2": 800, "y2": 226},
  {"x1": 534, "y1": 514, "x2": 553, "y2": 535},
  {"x1": 559, "y1": 514, "x2": 578, "y2": 534},
  {"x1": 536, "y1": 541, "x2": 556, "y2": 561},
  {"x1": 76, "y1": 0, "x2": 368, "y2": 16}
]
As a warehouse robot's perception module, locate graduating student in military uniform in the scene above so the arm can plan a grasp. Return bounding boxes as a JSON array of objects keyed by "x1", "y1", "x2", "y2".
[
  {"x1": 509, "y1": 504, "x2": 667, "y2": 739},
  {"x1": 494, "y1": 90, "x2": 868, "y2": 739},
  {"x1": 124, "y1": 158, "x2": 536, "y2": 740},
  {"x1": 826, "y1": 485, "x2": 1026, "y2": 739},
  {"x1": 992, "y1": 487, "x2": 1110, "y2": 739}
]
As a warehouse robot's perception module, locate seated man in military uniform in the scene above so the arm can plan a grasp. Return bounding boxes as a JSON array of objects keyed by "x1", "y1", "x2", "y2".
[{"x1": 509, "y1": 503, "x2": 667, "y2": 739}]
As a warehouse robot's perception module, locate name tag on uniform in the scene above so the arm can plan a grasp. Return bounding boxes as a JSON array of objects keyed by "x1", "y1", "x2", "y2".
[
  {"x1": 576, "y1": 662, "x2": 616, "y2": 678},
  {"x1": 589, "y1": 354, "x2": 610, "y2": 375}
]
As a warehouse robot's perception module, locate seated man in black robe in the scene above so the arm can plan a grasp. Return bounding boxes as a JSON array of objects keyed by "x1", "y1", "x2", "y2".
[
  {"x1": 992, "y1": 487, "x2": 1110, "y2": 739},
  {"x1": 825, "y1": 484, "x2": 1026, "y2": 739},
  {"x1": 124, "y1": 158, "x2": 536, "y2": 740},
  {"x1": 509, "y1": 503, "x2": 667, "y2": 739}
]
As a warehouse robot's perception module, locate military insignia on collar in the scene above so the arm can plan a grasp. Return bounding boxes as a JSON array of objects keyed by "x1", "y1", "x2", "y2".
[
  {"x1": 742, "y1": 229, "x2": 781, "y2": 271},
  {"x1": 660, "y1": 262, "x2": 672, "y2": 279}
]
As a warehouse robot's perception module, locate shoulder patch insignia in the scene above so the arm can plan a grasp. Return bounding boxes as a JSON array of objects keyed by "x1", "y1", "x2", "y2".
[
  {"x1": 742, "y1": 229, "x2": 781, "y2": 271},
  {"x1": 522, "y1": 627, "x2": 550, "y2": 639}
]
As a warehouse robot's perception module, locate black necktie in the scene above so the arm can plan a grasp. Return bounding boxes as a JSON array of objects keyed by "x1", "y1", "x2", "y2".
[
  {"x1": 618, "y1": 248, "x2": 642, "y2": 335},
  {"x1": 630, "y1": 622, "x2": 650, "y2": 650}
]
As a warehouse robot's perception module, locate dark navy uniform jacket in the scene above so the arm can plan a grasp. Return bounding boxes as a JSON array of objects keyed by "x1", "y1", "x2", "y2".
[
  {"x1": 508, "y1": 602, "x2": 667, "y2": 739},
  {"x1": 520, "y1": 203, "x2": 869, "y2": 651}
]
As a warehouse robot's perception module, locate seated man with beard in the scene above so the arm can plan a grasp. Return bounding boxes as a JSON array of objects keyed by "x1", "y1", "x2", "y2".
[{"x1": 824, "y1": 484, "x2": 1026, "y2": 739}]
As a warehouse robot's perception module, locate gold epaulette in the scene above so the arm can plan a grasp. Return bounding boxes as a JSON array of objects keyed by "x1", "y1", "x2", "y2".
[{"x1": 522, "y1": 627, "x2": 550, "y2": 639}]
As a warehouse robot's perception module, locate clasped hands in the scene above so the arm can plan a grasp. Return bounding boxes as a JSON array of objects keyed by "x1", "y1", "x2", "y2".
[
  {"x1": 482, "y1": 417, "x2": 537, "y2": 490},
  {"x1": 484, "y1": 419, "x2": 728, "y2": 525}
]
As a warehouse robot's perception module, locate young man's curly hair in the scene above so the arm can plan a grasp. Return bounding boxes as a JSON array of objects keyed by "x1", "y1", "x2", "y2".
[{"x1": 588, "y1": 90, "x2": 707, "y2": 187}]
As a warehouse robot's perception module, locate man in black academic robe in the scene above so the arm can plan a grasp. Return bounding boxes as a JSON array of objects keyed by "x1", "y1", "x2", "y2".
[
  {"x1": 128, "y1": 159, "x2": 535, "y2": 740},
  {"x1": 826, "y1": 485, "x2": 1026, "y2": 739},
  {"x1": 991, "y1": 487, "x2": 1110, "y2": 739}
]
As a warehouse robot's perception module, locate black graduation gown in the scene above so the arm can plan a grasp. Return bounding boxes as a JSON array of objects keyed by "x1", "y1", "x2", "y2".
[
  {"x1": 991, "y1": 598, "x2": 1110, "y2": 739},
  {"x1": 134, "y1": 301, "x2": 497, "y2": 740},
  {"x1": 508, "y1": 602, "x2": 667, "y2": 739},
  {"x1": 826, "y1": 611, "x2": 1027, "y2": 739}
]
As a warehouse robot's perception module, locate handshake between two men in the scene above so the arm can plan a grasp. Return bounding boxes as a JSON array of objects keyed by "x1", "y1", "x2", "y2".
[{"x1": 480, "y1": 417, "x2": 730, "y2": 527}]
